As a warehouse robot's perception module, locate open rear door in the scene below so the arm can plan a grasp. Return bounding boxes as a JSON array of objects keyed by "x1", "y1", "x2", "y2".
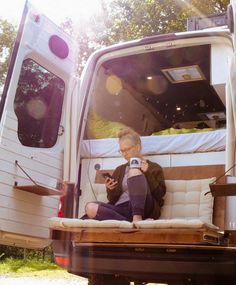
[
  {"x1": 228, "y1": 0, "x2": 236, "y2": 47},
  {"x1": 0, "y1": 1, "x2": 78, "y2": 248},
  {"x1": 224, "y1": 0, "x2": 236, "y2": 233}
]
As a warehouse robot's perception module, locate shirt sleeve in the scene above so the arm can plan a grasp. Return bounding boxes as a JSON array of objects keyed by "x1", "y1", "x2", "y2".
[
  {"x1": 106, "y1": 166, "x2": 123, "y2": 204},
  {"x1": 145, "y1": 162, "x2": 166, "y2": 201}
]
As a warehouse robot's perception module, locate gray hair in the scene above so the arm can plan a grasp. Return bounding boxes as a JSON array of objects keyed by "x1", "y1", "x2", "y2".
[{"x1": 117, "y1": 127, "x2": 141, "y2": 146}]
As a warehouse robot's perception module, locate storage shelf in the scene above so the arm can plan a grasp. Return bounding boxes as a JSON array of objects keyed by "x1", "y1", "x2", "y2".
[
  {"x1": 209, "y1": 184, "x2": 236, "y2": 197},
  {"x1": 14, "y1": 185, "x2": 60, "y2": 196}
]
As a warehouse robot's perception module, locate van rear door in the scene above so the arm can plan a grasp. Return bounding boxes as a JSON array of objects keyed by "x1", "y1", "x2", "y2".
[
  {"x1": 0, "y1": 2, "x2": 78, "y2": 248},
  {"x1": 229, "y1": 0, "x2": 236, "y2": 46}
]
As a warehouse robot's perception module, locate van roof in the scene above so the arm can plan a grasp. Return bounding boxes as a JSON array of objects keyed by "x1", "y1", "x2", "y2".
[{"x1": 91, "y1": 28, "x2": 231, "y2": 58}]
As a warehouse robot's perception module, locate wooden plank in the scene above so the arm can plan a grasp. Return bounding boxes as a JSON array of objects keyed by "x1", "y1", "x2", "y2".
[
  {"x1": 0, "y1": 219, "x2": 49, "y2": 239},
  {"x1": 0, "y1": 136, "x2": 63, "y2": 163},
  {"x1": 2, "y1": 112, "x2": 18, "y2": 129},
  {"x1": 69, "y1": 241, "x2": 236, "y2": 252},
  {"x1": 0, "y1": 195, "x2": 58, "y2": 217},
  {"x1": 0, "y1": 183, "x2": 59, "y2": 207},
  {"x1": 14, "y1": 185, "x2": 60, "y2": 196},
  {"x1": 0, "y1": 149, "x2": 62, "y2": 177},
  {"x1": 209, "y1": 184, "x2": 236, "y2": 196},
  {"x1": 0, "y1": 143, "x2": 62, "y2": 168},
  {"x1": 0, "y1": 207, "x2": 51, "y2": 228},
  {"x1": 70, "y1": 228, "x2": 221, "y2": 245},
  {"x1": 213, "y1": 196, "x2": 225, "y2": 230},
  {"x1": 163, "y1": 165, "x2": 225, "y2": 181},
  {"x1": 1, "y1": 127, "x2": 20, "y2": 144},
  {"x1": 95, "y1": 165, "x2": 225, "y2": 183},
  {"x1": 0, "y1": 171, "x2": 29, "y2": 186},
  {"x1": 225, "y1": 231, "x2": 236, "y2": 246},
  {"x1": 0, "y1": 160, "x2": 61, "y2": 189}
]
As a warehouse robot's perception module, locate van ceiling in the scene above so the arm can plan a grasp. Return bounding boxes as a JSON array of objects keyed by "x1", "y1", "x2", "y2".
[{"x1": 103, "y1": 44, "x2": 225, "y2": 128}]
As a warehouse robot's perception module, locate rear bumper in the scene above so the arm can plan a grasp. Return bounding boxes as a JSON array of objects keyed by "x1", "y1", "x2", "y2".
[{"x1": 53, "y1": 239, "x2": 236, "y2": 282}]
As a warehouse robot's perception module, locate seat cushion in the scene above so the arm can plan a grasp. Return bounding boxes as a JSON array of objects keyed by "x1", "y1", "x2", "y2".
[
  {"x1": 134, "y1": 218, "x2": 218, "y2": 230},
  {"x1": 49, "y1": 217, "x2": 133, "y2": 229},
  {"x1": 160, "y1": 177, "x2": 215, "y2": 224}
]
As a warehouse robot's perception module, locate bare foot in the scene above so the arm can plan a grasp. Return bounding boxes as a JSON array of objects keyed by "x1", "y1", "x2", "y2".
[{"x1": 132, "y1": 215, "x2": 142, "y2": 222}]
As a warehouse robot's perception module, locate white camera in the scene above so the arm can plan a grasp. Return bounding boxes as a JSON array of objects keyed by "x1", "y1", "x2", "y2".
[{"x1": 129, "y1": 157, "x2": 141, "y2": 169}]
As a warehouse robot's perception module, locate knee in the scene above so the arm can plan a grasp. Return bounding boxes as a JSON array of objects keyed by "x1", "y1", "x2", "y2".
[
  {"x1": 128, "y1": 168, "x2": 142, "y2": 178},
  {"x1": 85, "y1": 202, "x2": 98, "y2": 219}
]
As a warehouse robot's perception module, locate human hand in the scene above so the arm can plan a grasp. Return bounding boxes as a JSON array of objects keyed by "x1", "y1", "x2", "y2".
[
  {"x1": 141, "y1": 160, "x2": 149, "y2": 173},
  {"x1": 105, "y1": 177, "x2": 118, "y2": 190}
]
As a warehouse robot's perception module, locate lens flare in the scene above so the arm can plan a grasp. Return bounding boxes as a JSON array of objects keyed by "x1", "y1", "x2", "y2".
[
  {"x1": 147, "y1": 75, "x2": 168, "y2": 95},
  {"x1": 106, "y1": 75, "x2": 123, "y2": 95}
]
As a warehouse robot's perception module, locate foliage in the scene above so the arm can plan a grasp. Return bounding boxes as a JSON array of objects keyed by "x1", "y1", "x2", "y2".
[
  {"x1": 97, "y1": 0, "x2": 230, "y2": 42},
  {"x1": 0, "y1": 258, "x2": 58, "y2": 274},
  {"x1": 0, "y1": 1, "x2": 230, "y2": 84},
  {"x1": 0, "y1": 245, "x2": 24, "y2": 260},
  {"x1": 61, "y1": 18, "x2": 98, "y2": 75},
  {"x1": 0, "y1": 245, "x2": 53, "y2": 261},
  {"x1": 0, "y1": 18, "x2": 16, "y2": 89},
  {"x1": 0, "y1": 246, "x2": 65, "y2": 276},
  {"x1": 63, "y1": 0, "x2": 230, "y2": 76}
]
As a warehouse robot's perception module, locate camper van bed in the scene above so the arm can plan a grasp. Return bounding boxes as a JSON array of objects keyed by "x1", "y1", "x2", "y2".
[
  {"x1": 49, "y1": 164, "x2": 226, "y2": 246},
  {"x1": 80, "y1": 129, "x2": 225, "y2": 158}
]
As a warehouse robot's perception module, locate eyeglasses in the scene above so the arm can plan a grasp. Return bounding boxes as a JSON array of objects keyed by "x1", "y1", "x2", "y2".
[{"x1": 118, "y1": 144, "x2": 136, "y2": 154}]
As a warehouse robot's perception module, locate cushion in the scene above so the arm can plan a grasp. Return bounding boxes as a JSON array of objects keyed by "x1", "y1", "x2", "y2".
[
  {"x1": 49, "y1": 217, "x2": 133, "y2": 229},
  {"x1": 49, "y1": 217, "x2": 219, "y2": 231},
  {"x1": 160, "y1": 178, "x2": 215, "y2": 224},
  {"x1": 134, "y1": 218, "x2": 218, "y2": 230}
]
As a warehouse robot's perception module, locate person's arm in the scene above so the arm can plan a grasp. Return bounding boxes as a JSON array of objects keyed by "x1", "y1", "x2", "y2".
[
  {"x1": 106, "y1": 166, "x2": 123, "y2": 204},
  {"x1": 145, "y1": 162, "x2": 166, "y2": 201}
]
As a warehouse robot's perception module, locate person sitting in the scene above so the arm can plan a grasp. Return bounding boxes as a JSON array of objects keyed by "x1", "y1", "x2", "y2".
[{"x1": 84, "y1": 127, "x2": 166, "y2": 222}]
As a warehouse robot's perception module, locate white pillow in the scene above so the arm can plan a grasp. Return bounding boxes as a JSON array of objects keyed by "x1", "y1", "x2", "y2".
[{"x1": 160, "y1": 177, "x2": 215, "y2": 224}]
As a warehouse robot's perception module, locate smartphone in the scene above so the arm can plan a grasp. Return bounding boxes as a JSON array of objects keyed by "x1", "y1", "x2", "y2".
[{"x1": 101, "y1": 172, "x2": 112, "y2": 179}]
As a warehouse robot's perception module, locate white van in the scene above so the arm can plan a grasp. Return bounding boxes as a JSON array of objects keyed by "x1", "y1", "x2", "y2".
[{"x1": 1, "y1": 1, "x2": 236, "y2": 284}]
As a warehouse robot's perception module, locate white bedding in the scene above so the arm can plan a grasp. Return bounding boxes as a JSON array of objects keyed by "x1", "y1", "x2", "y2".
[{"x1": 81, "y1": 129, "x2": 226, "y2": 158}]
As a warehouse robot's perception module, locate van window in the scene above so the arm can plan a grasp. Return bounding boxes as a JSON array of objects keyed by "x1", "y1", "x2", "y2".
[
  {"x1": 14, "y1": 59, "x2": 65, "y2": 148},
  {"x1": 84, "y1": 45, "x2": 226, "y2": 139}
]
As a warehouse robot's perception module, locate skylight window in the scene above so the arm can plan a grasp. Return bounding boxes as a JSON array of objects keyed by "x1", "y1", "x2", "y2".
[{"x1": 161, "y1": 65, "x2": 206, "y2": 84}]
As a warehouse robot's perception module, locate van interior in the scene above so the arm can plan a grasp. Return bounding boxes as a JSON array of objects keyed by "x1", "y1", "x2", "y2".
[{"x1": 85, "y1": 43, "x2": 226, "y2": 139}]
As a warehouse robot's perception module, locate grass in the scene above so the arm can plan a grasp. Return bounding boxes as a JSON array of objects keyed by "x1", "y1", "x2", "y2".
[{"x1": 0, "y1": 258, "x2": 65, "y2": 277}]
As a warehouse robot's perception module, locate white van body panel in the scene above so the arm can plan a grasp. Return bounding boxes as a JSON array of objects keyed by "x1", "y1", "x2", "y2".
[{"x1": 0, "y1": 4, "x2": 77, "y2": 248}]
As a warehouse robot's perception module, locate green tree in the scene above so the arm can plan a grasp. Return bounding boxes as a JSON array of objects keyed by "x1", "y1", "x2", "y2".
[
  {"x1": 61, "y1": 18, "x2": 100, "y2": 75},
  {"x1": 0, "y1": 19, "x2": 16, "y2": 91},
  {"x1": 95, "y1": 0, "x2": 230, "y2": 43},
  {"x1": 0, "y1": 1, "x2": 230, "y2": 83},
  {"x1": 69, "y1": 0, "x2": 229, "y2": 75}
]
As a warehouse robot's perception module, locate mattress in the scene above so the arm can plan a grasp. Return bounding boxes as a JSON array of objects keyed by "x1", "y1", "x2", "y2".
[{"x1": 81, "y1": 129, "x2": 226, "y2": 158}]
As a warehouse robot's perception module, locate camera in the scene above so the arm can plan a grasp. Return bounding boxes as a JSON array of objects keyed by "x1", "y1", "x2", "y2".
[{"x1": 129, "y1": 157, "x2": 141, "y2": 169}]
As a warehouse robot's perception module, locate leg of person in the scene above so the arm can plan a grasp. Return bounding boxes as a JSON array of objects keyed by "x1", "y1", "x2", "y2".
[
  {"x1": 85, "y1": 202, "x2": 99, "y2": 219},
  {"x1": 100, "y1": 201, "x2": 133, "y2": 221},
  {"x1": 80, "y1": 213, "x2": 89, "y2": 219},
  {"x1": 127, "y1": 169, "x2": 154, "y2": 221},
  {"x1": 85, "y1": 201, "x2": 130, "y2": 221}
]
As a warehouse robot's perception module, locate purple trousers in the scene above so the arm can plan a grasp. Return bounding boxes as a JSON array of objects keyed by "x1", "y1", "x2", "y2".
[{"x1": 94, "y1": 174, "x2": 154, "y2": 221}]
